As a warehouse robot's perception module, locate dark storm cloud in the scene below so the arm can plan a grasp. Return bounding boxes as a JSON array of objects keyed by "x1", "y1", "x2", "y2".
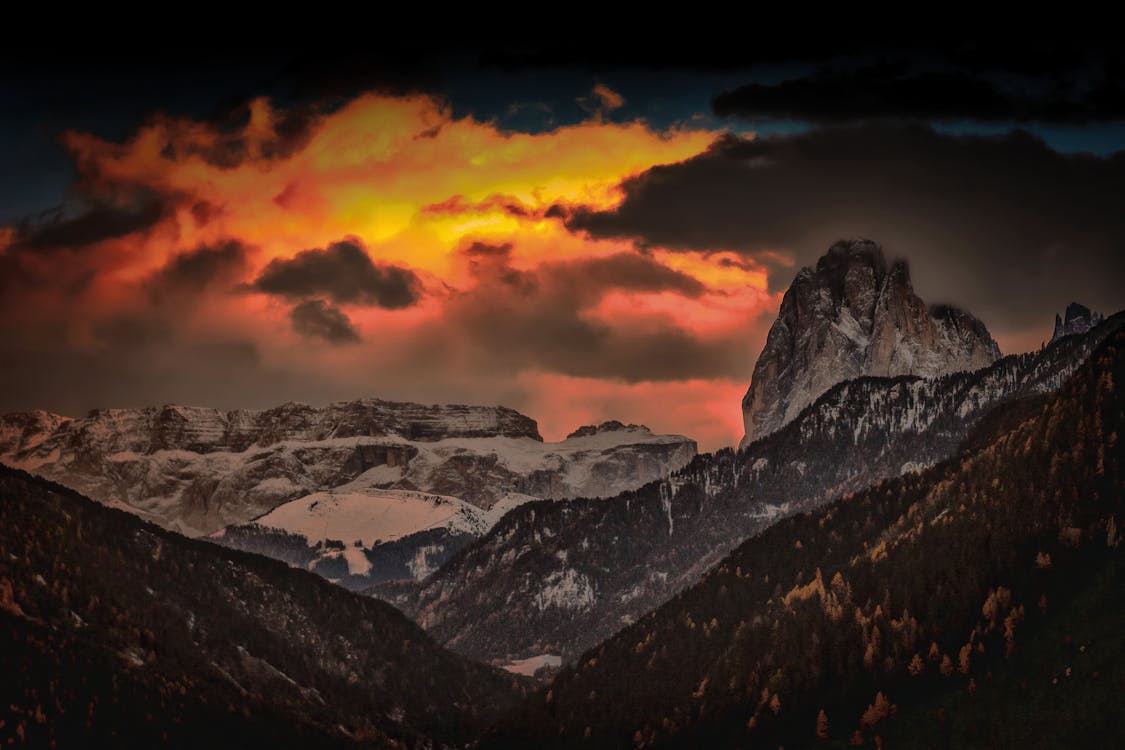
[
  {"x1": 148, "y1": 240, "x2": 249, "y2": 297},
  {"x1": 480, "y1": 41, "x2": 1120, "y2": 77},
  {"x1": 251, "y1": 240, "x2": 422, "y2": 309},
  {"x1": 567, "y1": 124, "x2": 1125, "y2": 335},
  {"x1": 289, "y1": 299, "x2": 361, "y2": 344},
  {"x1": 170, "y1": 104, "x2": 321, "y2": 169},
  {"x1": 712, "y1": 61, "x2": 1125, "y2": 123},
  {"x1": 438, "y1": 248, "x2": 742, "y2": 381},
  {"x1": 12, "y1": 193, "x2": 165, "y2": 251}
]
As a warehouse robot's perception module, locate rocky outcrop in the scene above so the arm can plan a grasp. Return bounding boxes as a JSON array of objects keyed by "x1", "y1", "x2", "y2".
[
  {"x1": 1, "y1": 399, "x2": 542, "y2": 461},
  {"x1": 740, "y1": 239, "x2": 1000, "y2": 448},
  {"x1": 1051, "y1": 302, "x2": 1104, "y2": 344}
]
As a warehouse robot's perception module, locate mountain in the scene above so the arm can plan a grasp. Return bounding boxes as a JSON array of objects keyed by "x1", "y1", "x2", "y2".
[
  {"x1": 0, "y1": 465, "x2": 526, "y2": 748},
  {"x1": 209, "y1": 421, "x2": 693, "y2": 590},
  {"x1": 0, "y1": 401, "x2": 693, "y2": 586},
  {"x1": 1051, "y1": 302, "x2": 1105, "y2": 344},
  {"x1": 0, "y1": 402, "x2": 692, "y2": 589},
  {"x1": 487, "y1": 320, "x2": 1125, "y2": 748},
  {"x1": 377, "y1": 311, "x2": 1122, "y2": 670},
  {"x1": 740, "y1": 240, "x2": 1000, "y2": 448}
]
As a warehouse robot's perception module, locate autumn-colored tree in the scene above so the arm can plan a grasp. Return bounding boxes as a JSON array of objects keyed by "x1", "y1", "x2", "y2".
[
  {"x1": 927, "y1": 641, "x2": 940, "y2": 661},
  {"x1": 958, "y1": 643, "x2": 973, "y2": 674},
  {"x1": 908, "y1": 653, "x2": 925, "y2": 676},
  {"x1": 816, "y1": 709, "x2": 830, "y2": 740},
  {"x1": 769, "y1": 693, "x2": 782, "y2": 715},
  {"x1": 860, "y1": 691, "x2": 895, "y2": 728},
  {"x1": 940, "y1": 654, "x2": 954, "y2": 676}
]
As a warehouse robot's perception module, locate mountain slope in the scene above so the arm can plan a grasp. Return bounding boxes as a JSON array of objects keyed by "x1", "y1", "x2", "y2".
[
  {"x1": 0, "y1": 466, "x2": 526, "y2": 748},
  {"x1": 379, "y1": 313, "x2": 1121, "y2": 667},
  {"x1": 740, "y1": 239, "x2": 999, "y2": 447},
  {"x1": 488, "y1": 316, "x2": 1125, "y2": 748}
]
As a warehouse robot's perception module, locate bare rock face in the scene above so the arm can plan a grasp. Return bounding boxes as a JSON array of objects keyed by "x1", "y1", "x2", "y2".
[
  {"x1": 740, "y1": 240, "x2": 1000, "y2": 448},
  {"x1": 1050, "y1": 302, "x2": 1104, "y2": 344}
]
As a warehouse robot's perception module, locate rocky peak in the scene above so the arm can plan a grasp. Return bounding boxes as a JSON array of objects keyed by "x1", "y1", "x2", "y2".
[
  {"x1": 1051, "y1": 302, "x2": 1104, "y2": 344},
  {"x1": 740, "y1": 239, "x2": 1001, "y2": 448},
  {"x1": 2, "y1": 398, "x2": 544, "y2": 461},
  {"x1": 565, "y1": 420, "x2": 648, "y2": 439}
]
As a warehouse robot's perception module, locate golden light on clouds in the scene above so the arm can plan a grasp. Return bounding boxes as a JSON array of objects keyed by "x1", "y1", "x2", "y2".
[{"x1": 2, "y1": 92, "x2": 781, "y2": 450}]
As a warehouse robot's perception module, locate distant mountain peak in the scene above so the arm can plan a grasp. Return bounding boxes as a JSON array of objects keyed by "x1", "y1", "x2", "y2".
[
  {"x1": 1051, "y1": 302, "x2": 1104, "y2": 344},
  {"x1": 740, "y1": 239, "x2": 1000, "y2": 448},
  {"x1": 566, "y1": 420, "x2": 649, "y2": 439}
]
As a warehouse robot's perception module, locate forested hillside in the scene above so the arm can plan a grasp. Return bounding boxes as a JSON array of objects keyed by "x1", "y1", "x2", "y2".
[{"x1": 0, "y1": 467, "x2": 526, "y2": 748}]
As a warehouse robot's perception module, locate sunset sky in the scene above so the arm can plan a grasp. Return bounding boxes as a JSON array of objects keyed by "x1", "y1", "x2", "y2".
[{"x1": 4, "y1": 44, "x2": 1125, "y2": 449}]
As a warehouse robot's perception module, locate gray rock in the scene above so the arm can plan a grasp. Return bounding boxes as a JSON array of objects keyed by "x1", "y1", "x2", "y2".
[{"x1": 740, "y1": 239, "x2": 1000, "y2": 448}]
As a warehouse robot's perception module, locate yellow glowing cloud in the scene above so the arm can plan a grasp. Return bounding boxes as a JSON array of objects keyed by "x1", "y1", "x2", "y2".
[
  {"x1": 4, "y1": 91, "x2": 784, "y2": 448},
  {"x1": 60, "y1": 94, "x2": 716, "y2": 278}
]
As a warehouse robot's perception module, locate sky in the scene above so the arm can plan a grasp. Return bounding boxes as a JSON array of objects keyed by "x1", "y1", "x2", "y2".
[{"x1": 2, "y1": 43, "x2": 1124, "y2": 450}]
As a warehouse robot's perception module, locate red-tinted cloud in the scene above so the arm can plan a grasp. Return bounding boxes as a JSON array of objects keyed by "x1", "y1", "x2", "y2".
[{"x1": 0, "y1": 92, "x2": 776, "y2": 450}]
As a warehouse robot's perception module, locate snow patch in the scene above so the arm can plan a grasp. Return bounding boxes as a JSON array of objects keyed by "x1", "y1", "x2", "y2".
[{"x1": 501, "y1": 654, "x2": 562, "y2": 676}]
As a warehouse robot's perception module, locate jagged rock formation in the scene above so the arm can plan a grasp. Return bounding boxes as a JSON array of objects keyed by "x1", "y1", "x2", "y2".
[
  {"x1": 377, "y1": 312, "x2": 1121, "y2": 667},
  {"x1": 1051, "y1": 302, "x2": 1104, "y2": 343},
  {"x1": 740, "y1": 240, "x2": 1000, "y2": 448}
]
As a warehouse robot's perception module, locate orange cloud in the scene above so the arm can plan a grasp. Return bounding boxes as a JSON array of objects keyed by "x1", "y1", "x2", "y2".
[{"x1": 1, "y1": 92, "x2": 780, "y2": 449}]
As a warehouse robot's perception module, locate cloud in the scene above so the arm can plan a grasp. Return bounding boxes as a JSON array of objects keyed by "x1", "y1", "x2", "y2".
[
  {"x1": 289, "y1": 299, "x2": 361, "y2": 344},
  {"x1": 148, "y1": 240, "x2": 250, "y2": 298},
  {"x1": 170, "y1": 103, "x2": 321, "y2": 169},
  {"x1": 439, "y1": 247, "x2": 744, "y2": 382},
  {"x1": 12, "y1": 192, "x2": 166, "y2": 252},
  {"x1": 579, "y1": 84, "x2": 626, "y2": 114},
  {"x1": 250, "y1": 239, "x2": 422, "y2": 308},
  {"x1": 567, "y1": 124, "x2": 1125, "y2": 340},
  {"x1": 712, "y1": 59, "x2": 1125, "y2": 124},
  {"x1": 0, "y1": 91, "x2": 761, "y2": 447}
]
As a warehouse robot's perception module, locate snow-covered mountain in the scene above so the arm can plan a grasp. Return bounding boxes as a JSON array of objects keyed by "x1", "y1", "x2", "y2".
[
  {"x1": 0, "y1": 401, "x2": 695, "y2": 586},
  {"x1": 740, "y1": 239, "x2": 1000, "y2": 447},
  {"x1": 1050, "y1": 301, "x2": 1104, "y2": 343}
]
